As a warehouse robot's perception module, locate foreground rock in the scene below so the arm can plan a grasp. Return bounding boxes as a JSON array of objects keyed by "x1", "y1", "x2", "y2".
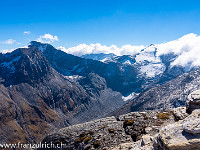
[
  {"x1": 111, "y1": 91, "x2": 200, "y2": 150},
  {"x1": 112, "y1": 134, "x2": 157, "y2": 150},
  {"x1": 41, "y1": 110, "x2": 178, "y2": 149},
  {"x1": 158, "y1": 109, "x2": 200, "y2": 150},
  {"x1": 112, "y1": 110, "x2": 200, "y2": 150},
  {"x1": 41, "y1": 90, "x2": 200, "y2": 150}
]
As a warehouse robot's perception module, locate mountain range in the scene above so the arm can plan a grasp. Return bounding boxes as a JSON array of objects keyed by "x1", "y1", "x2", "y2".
[
  {"x1": 0, "y1": 41, "x2": 199, "y2": 145},
  {"x1": 29, "y1": 41, "x2": 190, "y2": 97}
]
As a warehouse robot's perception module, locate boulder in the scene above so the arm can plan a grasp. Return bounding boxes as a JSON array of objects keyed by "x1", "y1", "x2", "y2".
[
  {"x1": 173, "y1": 107, "x2": 188, "y2": 121},
  {"x1": 112, "y1": 135, "x2": 156, "y2": 150},
  {"x1": 157, "y1": 109, "x2": 200, "y2": 150},
  {"x1": 182, "y1": 118, "x2": 200, "y2": 134},
  {"x1": 186, "y1": 90, "x2": 200, "y2": 113}
]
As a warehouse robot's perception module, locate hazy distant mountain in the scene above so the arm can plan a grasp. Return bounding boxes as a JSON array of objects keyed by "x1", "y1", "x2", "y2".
[{"x1": 81, "y1": 53, "x2": 116, "y2": 62}]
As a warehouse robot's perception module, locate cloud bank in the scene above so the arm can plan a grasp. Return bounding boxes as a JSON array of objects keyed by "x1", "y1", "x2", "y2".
[
  {"x1": 58, "y1": 43, "x2": 144, "y2": 56},
  {"x1": 1, "y1": 49, "x2": 16, "y2": 53},
  {"x1": 37, "y1": 33, "x2": 58, "y2": 43},
  {"x1": 1, "y1": 45, "x2": 28, "y2": 54},
  {"x1": 156, "y1": 33, "x2": 200, "y2": 67}
]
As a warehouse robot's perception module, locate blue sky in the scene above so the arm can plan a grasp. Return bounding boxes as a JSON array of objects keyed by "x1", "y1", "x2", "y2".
[{"x1": 1, "y1": 0, "x2": 200, "y2": 53}]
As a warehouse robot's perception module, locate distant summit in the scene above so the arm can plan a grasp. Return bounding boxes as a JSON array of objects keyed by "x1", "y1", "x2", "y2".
[
  {"x1": 28, "y1": 41, "x2": 52, "y2": 52},
  {"x1": 81, "y1": 53, "x2": 116, "y2": 62}
]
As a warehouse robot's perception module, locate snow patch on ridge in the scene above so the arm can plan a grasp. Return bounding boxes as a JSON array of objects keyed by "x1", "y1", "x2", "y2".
[
  {"x1": 122, "y1": 92, "x2": 139, "y2": 101},
  {"x1": 1, "y1": 56, "x2": 21, "y2": 73},
  {"x1": 140, "y1": 63, "x2": 165, "y2": 78},
  {"x1": 38, "y1": 45, "x2": 47, "y2": 52}
]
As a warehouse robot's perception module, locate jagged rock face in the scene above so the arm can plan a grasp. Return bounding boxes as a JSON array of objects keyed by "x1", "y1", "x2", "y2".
[
  {"x1": 41, "y1": 116, "x2": 133, "y2": 150},
  {"x1": 0, "y1": 47, "x2": 123, "y2": 144},
  {"x1": 112, "y1": 107, "x2": 200, "y2": 150},
  {"x1": 0, "y1": 48, "x2": 52, "y2": 86}
]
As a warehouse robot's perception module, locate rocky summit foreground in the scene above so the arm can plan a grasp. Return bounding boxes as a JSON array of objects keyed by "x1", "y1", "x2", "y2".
[{"x1": 41, "y1": 90, "x2": 200, "y2": 150}]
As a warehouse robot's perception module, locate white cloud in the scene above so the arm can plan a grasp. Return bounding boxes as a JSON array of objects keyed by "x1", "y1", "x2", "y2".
[
  {"x1": 156, "y1": 33, "x2": 200, "y2": 67},
  {"x1": 1, "y1": 46, "x2": 28, "y2": 54},
  {"x1": 1, "y1": 49, "x2": 16, "y2": 53},
  {"x1": 1, "y1": 39, "x2": 16, "y2": 45},
  {"x1": 37, "y1": 33, "x2": 58, "y2": 43},
  {"x1": 57, "y1": 43, "x2": 144, "y2": 56},
  {"x1": 24, "y1": 31, "x2": 31, "y2": 34}
]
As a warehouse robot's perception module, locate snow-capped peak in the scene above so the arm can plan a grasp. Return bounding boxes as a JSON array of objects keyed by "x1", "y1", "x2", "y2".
[{"x1": 141, "y1": 44, "x2": 157, "y2": 54}]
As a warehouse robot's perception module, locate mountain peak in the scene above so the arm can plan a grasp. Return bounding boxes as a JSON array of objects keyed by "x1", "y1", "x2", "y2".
[
  {"x1": 28, "y1": 41, "x2": 53, "y2": 52},
  {"x1": 149, "y1": 44, "x2": 155, "y2": 46},
  {"x1": 29, "y1": 41, "x2": 43, "y2": 46},
  {"x1": 0, "y1": 47, "x2": 52, "y2": 86}
]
